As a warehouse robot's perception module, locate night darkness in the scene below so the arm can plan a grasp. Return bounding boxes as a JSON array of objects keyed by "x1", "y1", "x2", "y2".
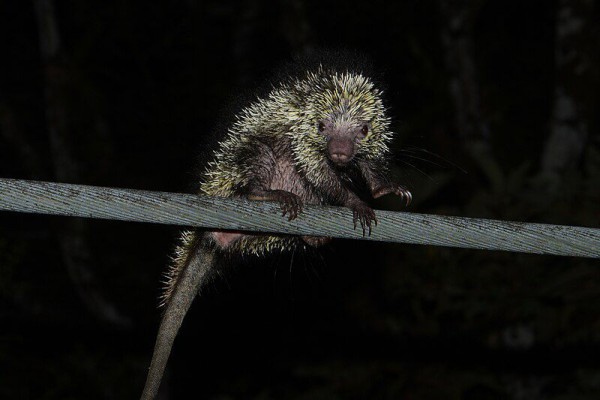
[{"x1": 1, "y1": 1, "x2": 600, "y2": 399}]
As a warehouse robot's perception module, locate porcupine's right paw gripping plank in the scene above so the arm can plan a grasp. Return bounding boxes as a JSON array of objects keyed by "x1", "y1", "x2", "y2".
[
  {"x1": 248, "y1": 189, "x2": 333, "y2": 247},
  {"x1": 248, "y1": 189, "x2": 304, "y2": 221}
]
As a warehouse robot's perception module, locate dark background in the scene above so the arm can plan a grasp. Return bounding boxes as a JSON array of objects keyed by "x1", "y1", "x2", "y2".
[{"x1": 1, "y1": 1, "x2": 600, "y2": 399}]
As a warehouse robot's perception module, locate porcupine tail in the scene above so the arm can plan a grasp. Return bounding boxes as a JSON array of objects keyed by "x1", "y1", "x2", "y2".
[{"x1": 140, "y1": 232, "x2": 216, "y2": 400}]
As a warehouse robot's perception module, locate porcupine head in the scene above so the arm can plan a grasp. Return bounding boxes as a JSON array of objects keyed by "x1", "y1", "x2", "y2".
[{"x1": 270, "y1": 65, "x2": 394, "y2": 194}]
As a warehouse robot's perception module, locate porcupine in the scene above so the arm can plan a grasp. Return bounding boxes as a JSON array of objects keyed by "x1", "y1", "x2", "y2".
[{"x1": 140, "y1": 58, "x2": 412, "y2": 399}]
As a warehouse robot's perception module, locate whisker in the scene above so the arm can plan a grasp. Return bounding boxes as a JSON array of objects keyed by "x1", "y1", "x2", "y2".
[
  {"x1": 400, "y1": 147, "x2": 467, "y2": 173},
  {"x1": 398, "y1": 159, "x2": 433, "y2": 180},
  {"x1": 398, "y1": 153, "x2": 445, "y2": 168}
]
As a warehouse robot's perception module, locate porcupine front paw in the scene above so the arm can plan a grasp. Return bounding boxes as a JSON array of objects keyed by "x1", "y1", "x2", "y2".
[
  {"x1": 270, "y1": 190, "x2": 304, "y2": 221},
  {"x1": 348, "y1": 199, "x2": 377, "y2": 237},
  {"x1": 373, "y1": 183, "x2": 412, "y2": 206}
]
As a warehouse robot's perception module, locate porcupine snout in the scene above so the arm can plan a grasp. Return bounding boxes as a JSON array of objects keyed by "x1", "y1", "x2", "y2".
[{"x1": 327, "y1": 138, "x2": 354, "y2": 165}]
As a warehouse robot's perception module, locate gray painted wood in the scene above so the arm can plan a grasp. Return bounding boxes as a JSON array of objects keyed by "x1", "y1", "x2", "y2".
[{"x1": 1, "y1": 178, "x2": 598, "y2": 258}]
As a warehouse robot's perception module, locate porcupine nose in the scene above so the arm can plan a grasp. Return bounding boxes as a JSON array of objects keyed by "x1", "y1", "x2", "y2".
[
  {"x1": 328, "y1": 139, "x2": 354, "y2": 166},
  {"x1": 330, "y1": 152, "x2": 350, "y2": 164}
]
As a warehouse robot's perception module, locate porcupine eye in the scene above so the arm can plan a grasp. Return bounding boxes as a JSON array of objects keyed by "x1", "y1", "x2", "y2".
[
  {"x1": 318, "y1": 121, "x2": 326, "y2": 133},
  {"x1": 361, "y1": 125, "x2": 369, "y2": 137}
]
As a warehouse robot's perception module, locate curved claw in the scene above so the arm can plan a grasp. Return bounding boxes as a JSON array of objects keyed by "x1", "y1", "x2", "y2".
[
  {"x1": 275, "y1": 191, "x2": 303, "y2": 221},
  {"x1": 351, "y1": 202, "x2": 377, "y2": 237},
  {"x1": 373, "y1": 183, "x2": 412, "y2": 207},
  {"x1": 394, "y1": 185, "x2": 412, "y2": 207}
]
